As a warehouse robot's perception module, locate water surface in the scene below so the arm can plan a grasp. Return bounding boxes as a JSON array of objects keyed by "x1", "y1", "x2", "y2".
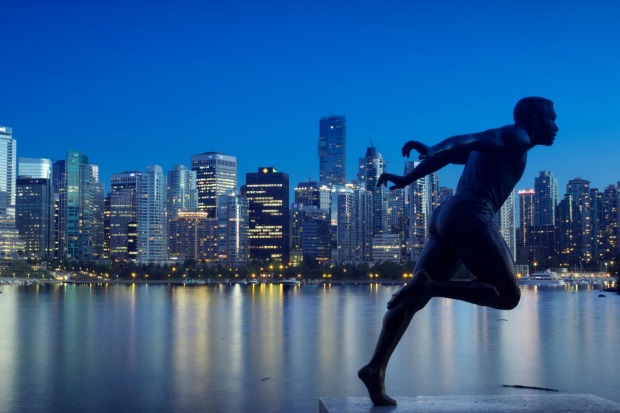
[{"x1": 0, "y1": 282, "x2": 618, "y2": 412}]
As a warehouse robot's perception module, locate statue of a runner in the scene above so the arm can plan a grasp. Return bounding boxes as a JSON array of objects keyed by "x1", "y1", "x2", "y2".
[{"x1": 359, "y1": 97, "x2": 558, "y2": 406}]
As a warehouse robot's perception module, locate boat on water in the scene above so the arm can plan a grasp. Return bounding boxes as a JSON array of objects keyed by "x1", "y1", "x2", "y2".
[
  {"x1": 280, "y1": 278, "x2": 301, "y2": 286},
  {"x1": 518, "y1": 271, "x2": 566, "y2": 286}
]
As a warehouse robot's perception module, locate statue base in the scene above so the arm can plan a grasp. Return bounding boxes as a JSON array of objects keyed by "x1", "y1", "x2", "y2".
[{"x1": 319, "y1": 394, "x2": 620, "y2": 412}]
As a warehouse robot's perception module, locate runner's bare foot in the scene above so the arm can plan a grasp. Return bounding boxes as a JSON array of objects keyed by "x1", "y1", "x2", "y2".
[{"x1": 357, "y1": 365, "x2": 397, "y2": 406}]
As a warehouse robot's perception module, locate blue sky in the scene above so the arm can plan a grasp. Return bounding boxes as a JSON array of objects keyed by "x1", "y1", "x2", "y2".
[{"x1": 2, "y1": 0, "x2": 619, "y2": 194}]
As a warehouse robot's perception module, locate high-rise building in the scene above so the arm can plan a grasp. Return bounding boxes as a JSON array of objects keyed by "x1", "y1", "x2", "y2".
[
  {"x1": 60, "y1": 151, "x2": 100, "y2": 261},
  {"x1": 52, "y1": 160, "x2": 66, "y2": 195},
  {"x1": 590, "y1": 187, "x2": 604, "y2": 262},
  {"x1": 601, "y1": 185, "x2": 619, "y2": 261},
  {"x1": 518, "y1": 187, "x2": 555, "y2": 266},
  {"x1": 567, "y1": 177, "x2": 593, "y2": 262},
  {"x1": 318, "y1": 115, "x2": 346, "y2": 187},
  {"x1": 331, "y1": 183, "x2": 372, "y2": 263},
  {"x1": 358, "y1": 144, "x2": 387, "y2": 235},
  {"x1": 493, "y1": 190, "x2": 516, "y2": 261},
  {"x1": 18, "y1": 157, "x2": 52, "y2": 179},
  {"x1": 217, "y1": 191, "x2": 250, "y2": 267},
  {"x1": 556, "y1": 193, "x2": 581, "y2": 265},
  {"x1": 137, "y1": 165, "x2": 167, "y2": 263},
  {"x1": 168, "y1": 211, "x2": 218, "y2": 262},
  {"x1": 93, "y1": 179, "x2": 106, "y2": 259},
  {"x1": 109, "y1": 171, "x2": 142, "y2": 261},
  {"x1": 0, "y1": 126, "x2": 16, "y2": 219},
  {"x1": 534, "y1": 171, "x2": 558, "y2": 226},
  {"x1": 294, "y1": 181, "x2": 330, "y2": 210},
  {"x1": 404, "y1": 161, "x2": 438, "y2": 262},
  {"x1": 386, "y1": 188, "x2": 406, "y2": 237},
  {"x1": 15, "y1": 158, "x2": 54, "y2": 259},
  {"x1": 290, "y1": 204, "x2": 331, "y2": 264},
  {"x1": 243, "y1": 167, "x2": 290, "y2": 262},
  {"x1": 16, "y1": 177, "x2": 53, "y2": 259},
  {"x1": 191, "y1": 152, "x2": 237, "y2": 218},
  {"x1": 517, "y1": 189, "x2": 535, "y2": 247},
  {"x1": 372, "y1": 233, "x2": 402, "y2": 264},
  {"x1": 0, "y1": 126, "x2": 23, "y2": 257},
  {"x1": 167, "y1": 164, "x2": 198, "y2": 218}
]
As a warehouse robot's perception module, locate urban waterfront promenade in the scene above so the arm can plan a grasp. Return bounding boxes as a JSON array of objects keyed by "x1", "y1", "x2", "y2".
[{"x1": 320, "y1": 394, "x2": 620, "y2": 412}]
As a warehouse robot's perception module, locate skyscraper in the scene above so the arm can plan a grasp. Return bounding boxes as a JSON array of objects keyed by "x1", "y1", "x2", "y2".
[
  {"x1": 493, "y1": 190, "x2": 516, "y2": 261},
  {"x1": 137, "y1": 165, "x2": 167, "y2": 263},
  {"x1": 358, "y1": 144, "x2": 387, "y2": 235},
  {"x1": 0, "y1": 126, "x2": 23, "y2": 258},
  {"x1": 168, "y1": 211, "x2": 218, "y2": 262},
  {"x1": 167, "y1": 164, "x2": 198, "y2": 218},
  {"x1": 92, "y1": 178, "x2": 106, "y2": 259},
  {"x1": 567, "y1": 177, "x2": 593, "y2": 262},
  {"x1": 386, "y1": 188, "x2": 406, "y2": 236},
  {"x1": 534, "y1": 171, "x2": 558, "y2": 226},
  {"x1": 404, "y1": 161, "x2": 438, "y2": 262},
  {"x1": 556, "y1": 193, "x2": 581, "y2": 265},
  {"x1": 109, "y1": 171, "x2": 142, "y2": 261},
  {"x1": 291, "y1": 181, "x2": 331, "y2": 263},
  {"x1": 191, "y1": 152, "x2": 237, "y2": 218},
  {"x1": 243, "y1": 167, "x2": 290, "y2": 262},
  {"x1": 601, "y1": 185, "x2": 619, "y2": 261},
  {"x1": 0, "y1": 126, "x2": 16, "y2": 220},
  {"x1": 290, "y1": 205, "x2": 331, "y2": 264},
  {"x1": 318, "y1": 115, "x2": 346, "y2": 187},
  {"x1": 60, "y1": 151, "x2": 100, "y2": 261},
  {"x1": 217, "y1": 190, "x2": 250, "y2": 267},
  {"x1": 331, "y1": 183, "x2": 372, "y2": 263},
  {"x1": 18, "y1": 157, "x2": 52, "y2": 179},
  {"x1": 294, "y1": 181, "x2": 330, "y2": 210},
  {"x1": 16, "y1": 158, "x2": 54, "y2": 259},
  {"x1": 517, "y1": 189, "x2": 535, "y2": 247}
]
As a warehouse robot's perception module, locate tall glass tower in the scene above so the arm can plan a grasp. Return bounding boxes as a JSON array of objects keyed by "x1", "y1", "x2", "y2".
[
  {"x1": 61, "y1": 151, "x2": 99, "y2": 260},
  {"x1": 359, "y1": 144, "x2": 387, "y2": 235},
  {"x1": 567, "y1": 177, "x2": 593, "y2": 261},
  {"x1": 0, "y1": 126, "x2": 16, "y2": 221},
  {"x1": 191, "y1": 152, "x2": 237, "y2": 218},
  {"x1": 137, "y1": 165, "x2": 167, "y2": 263},
  {"x1": 318, "y1": 115, "x2": 346, "y2": 187},
  {"x1": 16, "y1": 158, "x2": 54, "y2": 259},
  {"x1": 167, "y1": 164, "x2": 198, "y2": 218},
  {"x1": 493, "y1": 191, "x2": 516, "y2": 261},
  {"x1": 217, "y1": 190, "x2": 250, "y2": 267},
  {"x1": 242, "y1": 167, "x2": 290, "y2": 263},
  {"x1": 534, "y1": 171, "x2": 558, "y2": 226},
  {"x1": 109, "y1": 171, "x2": 142, "y2": 261}
]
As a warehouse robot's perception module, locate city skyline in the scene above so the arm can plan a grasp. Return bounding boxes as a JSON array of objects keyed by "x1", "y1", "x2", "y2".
[{"x1": 2, "y1": 1, "x2": 620, "y2": 193}]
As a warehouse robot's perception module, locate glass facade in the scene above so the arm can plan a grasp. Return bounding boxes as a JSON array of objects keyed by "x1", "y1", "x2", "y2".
[
  {"x1": 109, "y1": 172, "x2": 142, "y2": 261},
  {"x1": 137, "y1": 165, "x2": 167, "y2": 263},
  {"x1": 191, "y1": 152, "x2": 237, "y2": 218},
  {"x1": 318, "y1": 115, "x2": 346, "y2": 187},
  {"x1": 62, "y1": 151, "x2": 98, "y2": 261},
  {"x1": 243, "y1": 167, "x2": 290, "y2": 262},
  {"x1": 16, "y1": 178, "x2": 54, "y2": 258}
]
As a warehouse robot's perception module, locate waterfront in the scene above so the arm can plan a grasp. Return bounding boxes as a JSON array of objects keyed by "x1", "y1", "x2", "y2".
[{"x1": 0, "y1": 283, "x2": 618, "y2": 413}]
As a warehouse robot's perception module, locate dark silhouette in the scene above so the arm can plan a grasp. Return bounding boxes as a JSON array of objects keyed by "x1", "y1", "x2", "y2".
[{"x1": 359, "y1": 97, "x2": 558, "y2": 406}]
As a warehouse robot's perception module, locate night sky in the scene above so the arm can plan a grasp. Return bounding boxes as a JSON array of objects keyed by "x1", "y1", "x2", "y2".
[{"x1": 2, "y1": 0, "x2": 619, "y2": 194}]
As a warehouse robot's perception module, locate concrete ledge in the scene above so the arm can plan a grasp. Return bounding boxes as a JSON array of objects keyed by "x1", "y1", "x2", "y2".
[{"x1": 319, "y1": 394, "x2": 620, "y2": 412}]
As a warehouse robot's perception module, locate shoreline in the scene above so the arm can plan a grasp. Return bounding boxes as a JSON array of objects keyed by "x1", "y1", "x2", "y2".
[{"x1": 0, "y1": 276, "x2": 405, "y2": 286}]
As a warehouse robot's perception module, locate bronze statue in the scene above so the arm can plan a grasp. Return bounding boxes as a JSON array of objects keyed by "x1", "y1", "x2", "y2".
[{"x1": 359, "y1": 97, "x2": 558, "y2": 406}]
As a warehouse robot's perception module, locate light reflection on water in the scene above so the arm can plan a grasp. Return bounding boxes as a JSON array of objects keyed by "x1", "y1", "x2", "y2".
[{"x1": 0, "y1": 283, "x2": 618, "y2": 413}]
